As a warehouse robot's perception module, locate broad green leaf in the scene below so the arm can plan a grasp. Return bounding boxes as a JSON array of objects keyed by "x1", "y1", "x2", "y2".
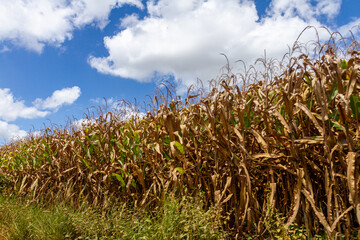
[
  {"x1": 131, "y1": 179, "x2": 137, "y2": 188},
  {"x1": 329, "y1": 80, "x2": 338, "y2": 103},
  {"x1": 113, "y1": 173, "x2": 125, "y2": 187},
  {"x1": 76, "y1": 139, "x2": 87, "y2": 152},
  {"x1": 330, "y1": 121, "x2": 344, "y2": 131},
  {"x1": 117, "y1": 143, "x2": 126, "y2": 153},
  {"x1": 341, "y1": 60, "x2": 348, "y2": 69},
  {"x1": 174, "y1": 141, "x2": 184, "y2": 154},
  {"x1": 175, "y1": 167, "x2": 185, "y2": 175},
  {"x1": 350, "y1": 95, "x2": 360, "y2": 120},
  {"x1": 244, "y1": 113, "x2": 250, "y2": 128},
  {"x1": 134, "y1": 131, "x2": 140, "y2": 144},
  {"x1": 163, "y1": 151, "x2": 171, "y2": 161},
  {"x1": 164, "y1": 135, "x2": 171, "y2": 144},
  {"x1": 280, "y1": 103, "x2": 285, "y2": 116},
  {"x1": 80, "y1": 158, "x2": 92, "y2": 171},
  {"x1": 73, "y1": 149, "x2": 92, "y2": 171},
  {"x1": 304, "y1": 75, "x2": 313, "y2": 90}
]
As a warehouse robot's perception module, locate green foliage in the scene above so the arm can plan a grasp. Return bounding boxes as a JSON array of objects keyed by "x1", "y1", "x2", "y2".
[
  {"x1": 350, "y1": 95, "x2": 360, "y2": 120},
  {"x1": 0, "y1": 195, "x2": 75, "y2": 240},
  {"x1": 0, "y1": 194, "x2": 227, "y2": 240}
]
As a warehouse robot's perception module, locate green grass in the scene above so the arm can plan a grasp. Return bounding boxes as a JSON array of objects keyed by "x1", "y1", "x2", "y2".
[
  {"x1": 0, "y1": 194, "x2": 228, "y2": 240},
  {"x1": 0, "y1": 196, "x2": 74, "y2": 239}
]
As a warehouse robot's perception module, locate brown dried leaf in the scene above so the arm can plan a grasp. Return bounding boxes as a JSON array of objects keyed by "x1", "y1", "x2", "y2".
[
  {"x1": 285, "y1": 169, "x2": 303, "y2": 229},
  {"x1": 249, "y1": 129, "x2": 269, "y2": 153},
  {"x1": 302, "y1": 189, "x2": 332, "y2": 234},
  {"x1": 295, "y1": 102, "x2": 324, "y2": 135}
]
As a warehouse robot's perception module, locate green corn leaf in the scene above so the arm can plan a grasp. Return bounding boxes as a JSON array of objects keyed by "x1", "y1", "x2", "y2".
[
  {"x1": 174, "y1": 141, "x2": 184, "y2": 154},
  {"x1": 330, "y1": 121, "x2": 344, "y2": 131},
  {"x1": 350, "y1": 95, "x2": 360, "y2": 120},
  {"x1": 134, "y1": 131, "x2": 140, "y2": 144},
  {"x1": 163, "y1": 151, "x2": 171, "y2": 161},
  {"x1": 341, "y1": 60, "x2": 348, "y2": 69},
  {"x1": 112, "y1": 173, "x2": 125, "y2": 187},
  {"x1": 117, "y1": 143, "x2": 126, "y2": 153},
  {"x1": 81, "y1": 158, "x2": 92, "y2": 171},
  {"x1": 131, "y1": 179, "x2": 137, "y2": 188},
  {"x1": 76, "y1": 139, "x2": 87, "y2": 152},
  {"x1": 244, "y1": 113, "x2": 250, "y2": 128},
  {"x1": 164, "y1": 135, "x2": 171, "y2": 144},
  {"x1": 329, "y1": 80, "x2": 338, "y2": 103},
  {"x1": 73, "y1": 150, "x2": 92, "y2": 171},
  {"x1": 175, "y1": 167, "x2": 185, "y2": 175},
  {"x1": 304, "y1": 75, "x2": 313, "y2": 90}
]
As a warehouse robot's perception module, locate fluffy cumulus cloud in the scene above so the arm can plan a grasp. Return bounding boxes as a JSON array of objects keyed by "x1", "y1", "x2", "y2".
[
  {"x1": 33, "y1": 86, "x2": 81, "y2": 110},
  {"x1": 0, "y1": 121, "x2": 27, "y2": 143},
  {"x1": 89, "y1": 0, "x2": 360, "y2": 91},
  {"x1": 0, "y1": 0, "x2": 143, "y2": 52},
  {"x1": 0, "y1": 88, "x2": 49, "y2": 122},
  {"x1": 0, "y1": 87, "x2": 81, "y2": 142},
  {"x1": 267, "y1": 0, "x2": 342, "y2": 21},
  {"x1": 72, "y1": 0, "x2": 143, "y2": 29}
]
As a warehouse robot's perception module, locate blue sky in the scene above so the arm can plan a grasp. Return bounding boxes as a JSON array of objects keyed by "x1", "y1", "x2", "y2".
[{"x1": 0, "y1": 0, "x2": 359, "y2": 144}]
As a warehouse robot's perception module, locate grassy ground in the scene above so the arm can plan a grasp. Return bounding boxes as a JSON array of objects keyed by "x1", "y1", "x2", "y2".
[
  {"x1": 0, "y1": 194, "x2": 228, "y2": 240},
  {"x1": 0, "y1": 194, "x2": 332, "y2": 239}
]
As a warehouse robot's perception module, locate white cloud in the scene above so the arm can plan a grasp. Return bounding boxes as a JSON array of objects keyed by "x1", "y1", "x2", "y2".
[
  {"x1": 0, "y1": 0, "x2": 143, "y2": 53},
  {"x1": 0, "y1": 45, "x2": 10, "y2": 53},
  {"x1": 267, "y1": 0, "x2": 341, "y2": 21},
  {"x1": 89, "y1": 0, "x2": 360, "y2": 92},
  {"x1": 72, "y1": 0, "x2": 143, "y2": 29},
  {"x1": 338, "y1": 19, "x2": 360, "y2": 37},
  {"x1": 0, "y1": 0, "x2": 74, "y2": 52},
  {"x1": 316, "y1": 0, "x2": 342, "y2": 20},
  {"x1": 120, "y1": 14, "x2": 141, "y2": 28},
  {"x1": 0, "y1": 86, "x2": 81, "y2": 143},
  {"x1": 33, "y1": 86, "x2": 81, "y2": 110},
  {"x1": 0, "y1": 88, "x2": 49, "y2": 122},
  {"x1": 0, "y1": 120, "x2": 27, "y2": 142}
]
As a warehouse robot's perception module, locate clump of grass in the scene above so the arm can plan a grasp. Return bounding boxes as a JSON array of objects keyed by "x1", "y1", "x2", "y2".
[
  {"x1": 70, "y1": 195, "x2": 227, "y2": 239},
  {"x1": 0, "y1": 195, "x2": 75, "y2": 240},
  {"x1": 0, "y1": 194, "x2": 227, "y2": 240}
]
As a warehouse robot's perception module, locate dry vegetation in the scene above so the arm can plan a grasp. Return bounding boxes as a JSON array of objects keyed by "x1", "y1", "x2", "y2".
[{"x1": 1, "y1": 29, "x2": 360, "y2": 239}]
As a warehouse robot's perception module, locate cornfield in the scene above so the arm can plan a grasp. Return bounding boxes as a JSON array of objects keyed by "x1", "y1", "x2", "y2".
[{"x1": 0, "y1": 31, "x2": 360, "y2": 238}]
